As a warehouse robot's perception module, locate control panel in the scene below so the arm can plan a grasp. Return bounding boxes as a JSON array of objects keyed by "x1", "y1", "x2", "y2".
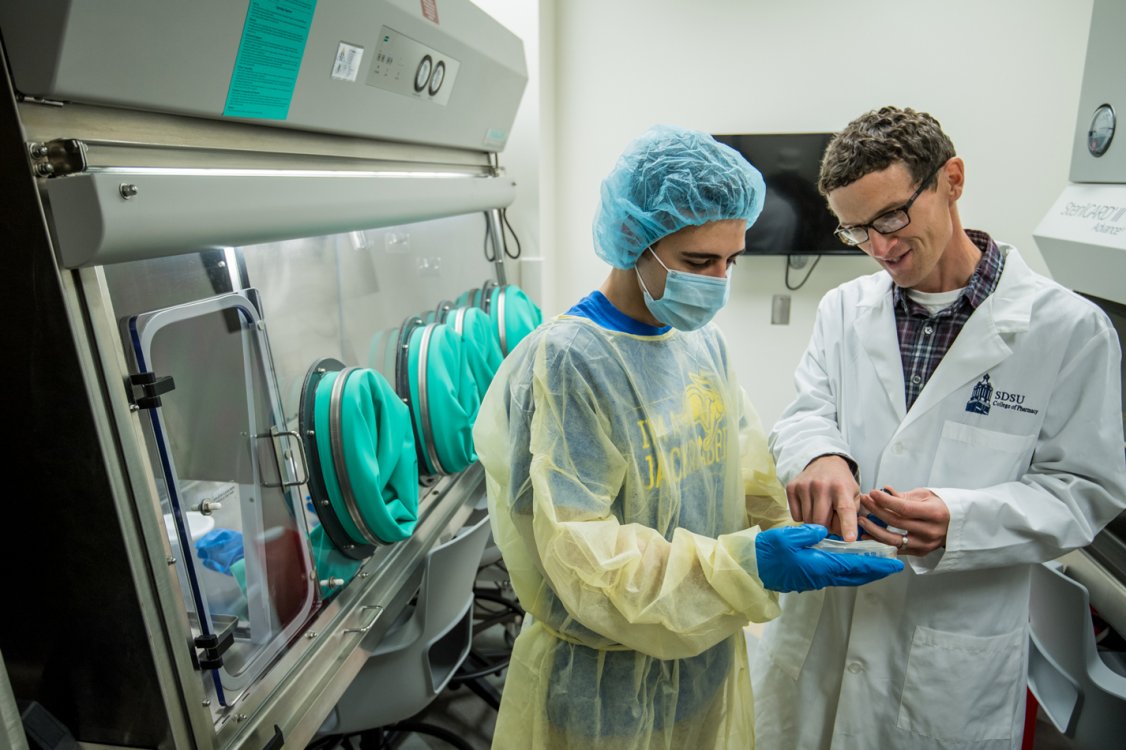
[{"x1": 367, "y1": 26, "x2": 459, "y2": 106}]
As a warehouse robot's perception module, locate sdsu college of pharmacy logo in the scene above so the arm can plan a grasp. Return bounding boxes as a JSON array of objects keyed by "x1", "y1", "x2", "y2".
[{"x1": 965, "y1": 373, "x2": 1039, "y2": 416}]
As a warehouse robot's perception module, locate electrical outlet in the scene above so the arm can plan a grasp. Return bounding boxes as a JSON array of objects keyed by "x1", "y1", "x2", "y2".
[{"x1": 771, "y1": 294, "x2": 791, "y2": 325}]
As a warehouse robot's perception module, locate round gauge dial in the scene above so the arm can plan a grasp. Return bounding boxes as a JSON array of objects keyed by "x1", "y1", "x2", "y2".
[
  {"x1": 414, "y1": 55, "x2": 433, "y2": 92},
  {"x1": 1088, "y1": 104, "x2": 1116, "y2": 157},
  {"x1": 428, "y1": 60, "x2": 446, "y2": 96}
]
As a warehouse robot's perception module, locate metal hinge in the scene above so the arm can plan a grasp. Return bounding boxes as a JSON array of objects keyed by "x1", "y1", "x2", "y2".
[
  {"x1": 126, "y1": 371, "x2": 176, "y2": 410},
  {"x1": 27, "y1": 138, "x2": 87, "y2": 178}
]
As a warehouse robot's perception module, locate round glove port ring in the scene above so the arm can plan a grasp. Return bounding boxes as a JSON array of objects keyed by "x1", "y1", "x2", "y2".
[
  {"x1": 448, "y1": 305, "x2": 503, "y2": 398},
  {"x1": 434, "y1": 299, "x2": 455, "y2": 324},
  {"x1": 299, "y1": 358, "x2": 372, "y2": 560},
  {"x1": 328, "y1": 366, "x2": 385, "y2": 547},
  {"x1": 486, "y1": 284, "x2": 543, "y2": 355},
  {"x1": 330, "y1": 367, "x2": 419, "y2": 544},
  {"x1": 454, "y1": 285, "x2": 483, "y2": 310},
  {"x1": 395, "y1": 316, "x2": 428, "y2": 472},
  {"x1": 305, "y1": 360, "x2": 420, "y2": 551},
  {"x1": 402, "y1": 320, "x2": 481, "y2": 476},
  {"x1": 479, "y1": 279, "x2": 500, "y2": 313}
]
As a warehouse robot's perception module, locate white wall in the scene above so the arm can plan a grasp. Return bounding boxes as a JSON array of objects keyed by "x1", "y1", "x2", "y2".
[
  {"x1": 467, "y1": 0, "x2": 553, "y2": 307},
  {"x1": 482, "y1": 0, "x2": 1093, "y2": 427}
]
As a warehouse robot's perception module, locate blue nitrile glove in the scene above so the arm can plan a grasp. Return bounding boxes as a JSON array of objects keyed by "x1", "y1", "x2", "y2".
[
  {"x1": 195, "y1": 528, "x2": 245, "y2": 575},
  {"x1": 755, "y1": 524, "x2": 905, "y2": 593}
]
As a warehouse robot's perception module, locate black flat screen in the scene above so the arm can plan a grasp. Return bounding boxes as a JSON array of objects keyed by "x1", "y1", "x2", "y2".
[{"x1": 713, "y1": 132, "x2": 861, "y2": 256}]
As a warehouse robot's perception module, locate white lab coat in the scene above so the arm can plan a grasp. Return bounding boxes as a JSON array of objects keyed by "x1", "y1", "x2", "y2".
[{"x1": 751, "y1": 245, "x2": 1126, "y2": 749}]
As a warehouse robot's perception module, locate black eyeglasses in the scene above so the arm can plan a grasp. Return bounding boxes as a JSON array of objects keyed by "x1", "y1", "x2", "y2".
[{"x1": 834, "y1": 165, "x2": 942, "y2": 246}]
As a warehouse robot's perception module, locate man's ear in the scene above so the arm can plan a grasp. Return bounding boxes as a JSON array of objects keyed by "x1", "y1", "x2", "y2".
[{"x1": 944, "y1": 157, "x2": 966, "y2": 202}]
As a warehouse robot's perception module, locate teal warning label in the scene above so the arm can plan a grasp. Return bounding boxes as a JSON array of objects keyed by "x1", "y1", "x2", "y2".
[{"x1": 223, "y1": 0, "x2": 318, "y2": 120}]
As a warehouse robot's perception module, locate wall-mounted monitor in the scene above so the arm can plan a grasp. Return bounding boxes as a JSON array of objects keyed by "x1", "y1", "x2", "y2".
[{"x1": 712, "y1": 132, "x2": 861, "y2": 256}]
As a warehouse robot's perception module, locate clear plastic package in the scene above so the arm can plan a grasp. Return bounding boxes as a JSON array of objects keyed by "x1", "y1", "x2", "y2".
[{"x1": 813, "y1": 538, "x2": 899, "y2": 558}]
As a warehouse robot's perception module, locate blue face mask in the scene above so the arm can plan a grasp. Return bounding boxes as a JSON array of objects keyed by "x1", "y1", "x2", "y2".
[{"x1": 635, "y1": 246, "x2": 732, "y2": 331}]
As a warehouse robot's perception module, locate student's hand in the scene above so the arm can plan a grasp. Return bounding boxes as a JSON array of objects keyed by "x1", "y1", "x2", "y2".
[
  {"x1": 785, "y1": 455, "x2": 861, "y2": 542},
  {"x1": 859, "y1": 486, "x2": 950, "y2": 556},
  {"x1": 755, "y1": 524, "x2": 905, "y2": 593}
]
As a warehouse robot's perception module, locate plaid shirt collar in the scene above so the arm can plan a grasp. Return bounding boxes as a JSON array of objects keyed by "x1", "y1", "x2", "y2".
[{"x1": 891, "y1": 229, "x2": 1002, "y2": 315}]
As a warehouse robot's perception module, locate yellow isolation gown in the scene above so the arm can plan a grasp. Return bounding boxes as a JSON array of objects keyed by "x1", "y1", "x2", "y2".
[{"x1": 473, "y1": 314, "x2": 792, "y2": 749}]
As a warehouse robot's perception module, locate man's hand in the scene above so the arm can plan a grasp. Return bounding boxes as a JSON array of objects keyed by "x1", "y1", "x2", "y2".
[
  {"x1": 859, "y1": 486, "x2": 950, "y2": 556},
  {"x1": 755, "y1": 524, "x2": 905, "y2": 593},
  {"x1": 786, "y1": 455, "x2": 861, "y2": 542}
]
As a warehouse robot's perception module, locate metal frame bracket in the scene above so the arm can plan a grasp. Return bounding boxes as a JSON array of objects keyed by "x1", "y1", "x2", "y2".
[
  {"x1": 126, "y1": 371, "x2": 176, "y2": 409},
  {"x1": 27, "y1": 137, "x2": 87, "y2": 178},
  {"x1": 193, "y1": 622, "x2": 236, "y2": 671}
]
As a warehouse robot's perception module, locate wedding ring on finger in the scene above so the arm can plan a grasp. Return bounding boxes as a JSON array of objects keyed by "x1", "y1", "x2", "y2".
[{"x1": 900, "y1": 533, "x2": 909, "y2": 550}]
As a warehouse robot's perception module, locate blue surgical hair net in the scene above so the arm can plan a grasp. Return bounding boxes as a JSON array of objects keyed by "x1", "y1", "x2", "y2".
[{"x1": 593, "y1": 125, "x2": 766, "y2": 269}]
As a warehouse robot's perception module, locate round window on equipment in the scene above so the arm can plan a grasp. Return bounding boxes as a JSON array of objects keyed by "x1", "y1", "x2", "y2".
[
  {"x1": 1088, "y1": 104, "x2": 1116, "y2": 157},
  {"x1": 429, "y1": 60, "x2": 446, "y2": 96},
  {"x1": 414, "y1": 55, "x2": 434, "y2": 93}
]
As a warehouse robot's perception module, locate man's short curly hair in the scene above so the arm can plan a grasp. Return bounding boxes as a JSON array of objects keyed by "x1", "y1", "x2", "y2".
[{"x1": 818, "y1": 106, "x2": 956, "y2": 196}]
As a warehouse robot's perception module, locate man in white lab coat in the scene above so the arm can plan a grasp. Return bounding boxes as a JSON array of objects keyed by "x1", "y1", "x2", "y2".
[{"x1": 751, "y1": 106, "x2": 1126, "y2": 749}]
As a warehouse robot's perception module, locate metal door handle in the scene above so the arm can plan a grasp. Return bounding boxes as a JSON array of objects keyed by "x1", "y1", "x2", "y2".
[{"x1": 259, "y1": 427, "x2": 310, "y2": 488}]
